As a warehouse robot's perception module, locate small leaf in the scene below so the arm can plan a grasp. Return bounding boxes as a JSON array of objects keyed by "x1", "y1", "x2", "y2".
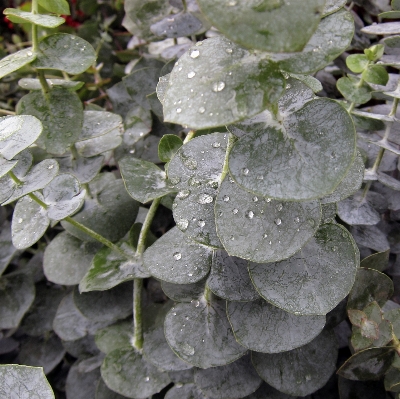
[
  {"x1": 194, "y1": 354, "x2": 262, "y2": 399},
  {"x1": 120, "y1": 157, "x2": 176, "y2": 203},
  {"x1": 384, "y1": 366, "x2": 400, "y2": 392},
  {"x1": 12, "y1": 193, "x2": 49, "y2": 249},
  {"x1": 161, "y1": 277, "x2": 207, "y2": 303},
  {"x1": 96, "y1": 378, "x2": 131, "y2": 399},
  {"x1": 360, "y1": 318, "x2": 380, "y2": 339},
  {"x1": 150, "y1": 12, "x2": 203, "y2": 38},
  {"x1": 337, "y1": 76, "x2": 373, "y2": 104},
  {"x1": 19, "y1": 78, "x2": 83, "y2": 91},
  {"x1": 348, "y1": 309, "x2": 367, "y2": 327},
  {"x1": 58, "y1": 154, "x2": 104, "y2": 184},
  {"x1": 164, "y1": 296, "x2": 247, "y2": 368},
  {"x1": 0, "y1": 272, "x2": 35, "y2": 329},
  {"x1": 362, "y1": 65, "x2": 389, "y2": 85},
  {"x1": 164, "y1": 383, "x2": 203, "y2": 399},
  {"x1": 227, "y1": 299, "x2": 325, "y2": 353},
  {"x1": 0, "y1": 48, "x2": 36, "y2": 79},
  {"x1": 249, "y1": 224, "x2": 359, "y2": 315},
  {"x1": 350, "y1": 225, "x2": 390, "y2": 252},
  {"x1": 158, "y1": 134, "x2": 183, "y2": 162},
  {"x1": 0, "y1": 365, "x2": 54, "y2": 398},
  {"x1": 362, "y1": 22, "x2": 400, "y2": 35},
  {"x1": 337, "y1": 194, "x2": 381, "y2": 226},
  {"x1": 323, "y1": 0, "x2": 347, "y2": 16},
  {"x1": 337, "y1": 347, "x2": 395, "y2": 380},
  {"x1": 252, "y1": 330, "x2": 338, "y2": 397},
  {"x1": 4, "y1": 9, "x2": 65, "y2": 28},
  {"x1": 101, "y1": 348, "x2": 171, "y2": 398},
  {"x1": 364, "y1": 44, "x2": 385, "y2": 61},
  {"x1": 360, "y1": 250, "x2": 390, "y2": 272},
  {"x1": 143, "y1": 227, "x2": 212, "y2": 284},
  {"x1": 65, "y1": 362, "x2": 100, "y2": 399},
  {"x1": 95, "y1": 320, "x2": 132, "y2": 354},
  {"x1": 31, "y1": 33, "x2": 96, "y2": 75},
  {"x1": 38, "y1": 0, "x2": 70, "y2": 14},
  {"x1": 346, "y1": 54, "x2": 370, "y2": 73}
]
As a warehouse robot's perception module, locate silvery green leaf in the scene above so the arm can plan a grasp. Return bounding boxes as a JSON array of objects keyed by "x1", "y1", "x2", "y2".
[
  {"x1": 38, "y1": 0, "x2": 70, "y2": 15},
  {"x1": 0, "y1": 158, "x2": 17, "y2": 179},
  {"x1": 0, "y1": 48, "x2": 36, "y2": 79},
  {"x1": 249, "y1": 224, "x2": 359, "y2": 315},
  {"x1": 65, "y1": 362, "x2": 100, "y2": 399},
  {"x1": 19, "y1": 78, "x2": 84, "y2": 91},
  {"x1": 44, "y1": 232, "x2": 101, "y2": 285},
  {"x1": 12, "y1": 193, "x2": 49, "y2": 249},
  {"x1": 323, "y1": 0, "x2": 347, "y2": 16},
  {"x1": 58, "y1": 154, "x2": 104, "y2": 184},
  {"x1": 31, "y1": 33, "x2": 96, "y2": 75},
  {"x1": 196, "y1": 0, "x2": 324, "y2": 53},
  {"x1": 17, "y1": 88, "x2": 83, "y2": 155},
  {"x1": 150, "y1": 12, "x2": 203, "y2": 38},
  {"x1": 229, "y1": 99, "x2": 356, "y2": 201},
  {"x1": 164, "y1": 383, "x2": 204, "y2": 399},
  {"x1": 289, "y1": 73, "x2": 323, "y2": 93},
  {"x1": 161, "y1": 277, "x2": 207, "y2": 303},
  {"x1": 350, "y1": 225, "x2": 390, "y2": 252},
  {"x1": 0, "y1": 221, "x2": 19, "y2": 276},
  {"x1": 95, "y1": 320, "x2": 132, "y2": 355},
  {"x1": 362, "y1": 22, "x2": 400, "y2": 35},
  {"x1": 194, "y1": 354, "x2": 262, "y2": 399},
  {"x1": 252, "y1": 330, "x2": 338, "y2": 396},
  {"x1": 208, "y1": 250, "x2": 259, "y2": 302},
  {"x1": 4, "y1": 8, "x2": 64, "y2": 27},
  {"x1": 321, "y1": 203, "x2": 337, "y2": 224},
  {"x1": 101, "y1": 348, "x2": 171, "y2": 398},
  {"x1": 360, "y1": 250, "x2": 390, "y2": 272},
  {"x1": 215, "y1": 178, "x2": 321, "y2": 262},
  {"x1": 0, "y1": 115, "x2": 42, "y2": 160},
  {"x1": 164, "y1": 296, "x2": 247, "y2": 368},
  {"x1": 143, "y1": 227, "x2": 212, "y2": 284},
  {"x1": 227, "y1": 299, "x2": 325, "y2": 353},
  {"x1": 337, "y1": 76, "x2": 373, "y2": 104},
  {"x1": 0, "y1": 365, "x2": 54, "y2": 399},
  {"x1": 377, "y1": 172, "x2": 400, "y2": 190},
  {"x1": 96, "y1": 378, "x2": 131, "y2": 399},
  {"x1": 0, "y1": 272, "x2": 35, "y2": 329},
  {"x1": 337, "y1": 194, "x2": 381, "y2": 226},
  {"x1": 162, "y1": 36, "x2": 285, "y2": 129},
  {"x1": 119, "y1": 157, "x2": 176, "y2": 203}
]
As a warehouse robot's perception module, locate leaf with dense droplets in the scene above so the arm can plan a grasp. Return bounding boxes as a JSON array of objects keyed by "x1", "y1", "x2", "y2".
[
  {"x1": 2, "y1": 159, "x2": 59, "y2": 205},
  {"x1": 80, "y1": 243, "x2": 149, "y2": 292},
  {"x1": 101, "y1": 348, "x2": 171, "y2": 398},
  {"x1": 0, "y1": 365, "x2": 55, "y2": 398},
  {"x1": 271, "y1": 10, "x2": 354, "y2": 74},
  {"x1": 250, "y1": 224, "x2": 359, "y2": 315},
  {"x1": 143, "y1": 302, "x2": 192, "y2": 372},
  {"x1": 4, "y1": 9, "x2": 65, "y2": 28},
  {"x1": 347, "y1": 268, "x2": 393, "y2": 310},
  {"x1": 227, "y1": 299, "x2": 325, "y2": 353},
  {"x1": 161, "y1": 277, "x2": 207, "y2": 303},
  {"x1": 229, "y1": 99, "x2": 356, "y2": 201},
  {"x1": 17, "y1": 88, "x2": 83, "y2": 155},
  {"x1": 164, "y1": 296, "x2": 247, "y2": 368},
  {"x1": 162, "y1": 36, "x2": 285, "y2": 129},
  {"x1": 151, "y1": 11, "x2": 203, "y2": 38},
  {"x1": 337, "y1": 194, "x2": 381, "y2": 226},
  {"x1": 73, "y1": 283, "x2": 132, "y2": 323},
  {"x1": 0, "y1": 115, "x2": 42, "y2": 160},
  {"x1": 58, "y1": 154, "x2": 104, "y2": 184},
  {"x1": 338, "y1": 347, "x2": 395, "y2": 380},
  {"x1": 143, "y1": 227, "x2": 212, "y2": 284},
  {"x1": 0, "y1": 272, "x2": 35, "y2": 329},
  {"x1": 43, "y1": 174, "x2": 85, "y2": 220},
  {"x1": 75, "y1": 111, "x2": 123, "y2": 157},
  {"x1": 95, "y1": 320, "x2": 132, "y2": 354},
  {"x1": 208, "y1": 250, "x2": 259, "y2": 301},
  {"x1": 215, "y1": 178, "x2": 321, "y2": 262},
  {"x1": 194, "y1": 354, "x2": 262, "y2": 399},
  {"x1": 321, "y1": 151, "x2": 364, "y2": 204},
  {"x1": 61, "y1": 179, "x2": 139, "y2": 243},
  {"x1": 119, "y1": 157, "x2": 176, "y2": 203},
  {"x1": 350, "y1": 225, "x2": 390, "y2": 252},
  {"x1": 197, "y1": 0, "x2": 324, "y2": 53},
  {"x1": 19, "y1": 78, "x2": 84, "y2": 91},
  {"x1": 44, "y1": 232, "x2": 101, "y2": 285},
  {"x1": 31, "y1": 33, "x2": 96, "y2": 75},
  {"x1": 0, "y1": 48, "x2": 36, "y2": 79},
  {"x1": 252, "y1": 330, "x2": 338, "y2": 397},
  {"x1": 158, "y1": 134, "x2": 183, "y2": 162},
  {"x1": 11, "y1": 193, "x2": 49, "y2": 250},
  {"x1": 360, "y1": 250, "x2": 390, "y2": 272}
]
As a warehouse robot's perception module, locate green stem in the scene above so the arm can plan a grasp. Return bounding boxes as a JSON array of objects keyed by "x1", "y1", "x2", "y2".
[
  {"x1": 220, "y1": 135, "x2": 237, "y2": 183},
  {"x1": 38, "y1": 70, "x2": 51, "y2": 95},
  {"x1": 0, "y1": 109, "x2": 16, "y2": 116},
  {"x1": 183, "y1": 130, "x2": 196, "y2": 144},
  {"x1": 204, "y1": 284, "x2": 213, "y2": 303},
  {"x1": 8, "y1": 170, "x2": 22, "y2": 185},
  {"x1": 31, "y1": 0, "x2": 39, "y2": 53},
  {"x1": 70, "y1": 144, "x2": 80, "y2": 160}
]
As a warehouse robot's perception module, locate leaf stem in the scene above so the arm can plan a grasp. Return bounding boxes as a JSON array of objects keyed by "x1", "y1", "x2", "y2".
[
  {"x1": 183, "y1": 130, "x2": 196, "y2": 144},
  {"x1": 38, "y1": 70, "x2": 51, "y2": 95},
  {"x1": 31, "y1": 0, "x2": 39, "y2": 53},
  {"x1": 204, "y1": 284, "x2": 213, "y2": 303},
  {"x1": 0, "y1": 109, "x2": 16, "y2": 116}
]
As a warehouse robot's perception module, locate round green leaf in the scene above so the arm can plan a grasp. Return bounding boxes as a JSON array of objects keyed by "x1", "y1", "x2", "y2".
[
  {"x1": 362, "y1": 22, "x2": 400, "y2": 35},
  {"x1": 215, "y1": 177, "x2": 321, "y2": 262},
  {"x1": 143, "y1": 227, "x2": 212, "y2": 284},
  {"x1": 227, "y1": 299, "x2": 325, "y2": 353},
  {"x1": 58, "y1": 154, "x2": 104, "y2": 184},
  {"x1": 252, "y1": 330, "x2": 338, "y2": 397},
  {"x1": 198, "y1": 2, "x2": 325, "y2": 49},
  {"x1": 323, "y1": 0, "x2": 347, "y2": 15},
  {"x1": 0, "y1": 48, "x2": 36, "y2": 80},
  {"x1": 229, "y1": 99, "x2": 356, "y2": 201},
  {"x1": 164, "y1": 383, "x2": 204, "y2": 399},
  {"x1": 337, "y1": 194, "x2": 381, "y2": 225},
  {"x1": 360, "y1": 250, "x2": 390, "y2": 272},
  {"x1": 158, "y1": 134, "x2": 183, "y2": 162},
  {"x1": 95, "y1": 320, "x2": 132, "y2": 355},
  {"x1": 250, "y1": 223, "x2": 359, "y2": 315},
  {"x1": 208, "y1": 250, "x2": 259, "y2": 302},
  {"x1": 12, "y1": 193, "x2": 50, "y2": 250},
  {"x1": 38, "y1": 0, "x2": 70, "y2": 15},
  {"x1": 162, "y1": 36, "x2": 285, "y2": 129},
  {"x1": 350, "y1": 225, "x2": 390, "y2": 252},
  {"x1": 0, "y1": 115, "x2": 42, "y2": 160},
  {"x1": 362, "y1": 65, "x2": 389, "y2": 86},
  {"x1": 321, "y1": 151, "x2": 364, "y2": 204},
  {"x1": 194, "y1": 354, "x2": 262, "y2": 399},
  {"x1": 96, "y1": 378, "x2": 130, "y2": 399},
  {"x1": 161, "y1": 277, "x2": 208, "y2": 303},
  {"x1": 151, "y1": 12, "x2": 203, "y2": 38},
  {"x1": 65, "y1": 362, "x2": 100, "y2": 399},
  {"x1": 19, "y1": 78, "x2": 84, "y2": 91},
  {"x1": 338, "y1": 347, "x2": 395, "y2": 381},
  {"x1": 0, "y1": 365, "x2": 54, "y2": 399},
  {"x1": 31, "y1": 33, "x2": 96, "y2": 75},
  {"x1": 17, "y1": 88, "x2": 83, "y2": 155},
  {"x1": 101, "y1": 348, "x2": 171, "y2": 398},
  {"x1": 120, "y1": 157, "x2": 176, "y2": 203},
  {"x1": 164, "y1": 297, "x2": 247, "y2": 368},
  {"x1": 4, "y1": 9, "x2": 65, "y2": 28},
  {"x1": 43, "y1": 232, "x2": 101, "y2": 285},
  {"x1": 346, "y1": 54, "x2": 370, "y2": 73},
  {"x1": 0, "y1": 272, "x2": 35, "y2": 329}
]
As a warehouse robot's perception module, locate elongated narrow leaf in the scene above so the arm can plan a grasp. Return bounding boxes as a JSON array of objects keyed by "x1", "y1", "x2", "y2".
[
  {"x1": 362, "y1": 22, "x2": 400, "y2": 35},
  {"x1": 229, "y1": 99, "x2": 356, "y2": 201},
  {"x1": 227, "y1": 299, "x2": 325, "y2": 353},
  {"x1": 250, "y1": 224, "x2": 359, "y2": 315},
  {"x1": 4, "y1": 9, "x2": 65, "y2": 28},
  {"x1": 19, "y1": 78, "x2": 83, "y2": 91},
  {"x1": 162, "y1": 36, "x2": 285, "y2": 129},
  {"x1": 0, "y1": 48, "x2": 36, "y2": 80},
  {"x1": 215, "y1": 178, "x2": 321, "y2": 262}
]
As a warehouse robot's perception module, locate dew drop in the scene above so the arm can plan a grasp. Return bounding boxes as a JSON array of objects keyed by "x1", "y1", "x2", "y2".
[
  {"x1": 196, "y1": 41, "x2": 203, "y2": 46},
  {"x1": 177, "y1": 190, "x2": 190, "y2": 199},
  {"x1": 223, "y1": 195, "x2": 230, "y2": 202},
  {"x1": 194, "y1": 300, "x2": 200, "y2": 307},
  {"x1": 188, "y1": 273, "x2": 193, "y2": 276},
  {"x1": 332, "y1": 246, "x2": 338, "y2": 252},
  {"x1": 305, "y1": 375, "x2": 311, "y2": 381},
  {"x1": 276, "y1": 203, "x2": 283, "y2": 211},
  {"x1": 245, "y1": 210, "x2": 254, "y2": 219},
  {"x1": 212, "y1": 81, "x2": 226, "y2": 92},
  {"x1": 242, "y1": 168, "x2": 249, "y2": 175},
  {"x1": 176, "y1": 383, "x2": 183, "y2": 388},
  {"x1": 263, "y1": 233, "x2": 268, "y2": 239},
  {"x1": 226, "y1": 48, "x2": 233, "y2": 54},
  {"x1": 212, "y1": 142, "x2": 221, "y2": 148},
  {"x1": 129, "y1": 149, "x2": 135, "y2": 154},
  {"x1": 190, "y1": 49, "x2": 200, "y2": 58},
  {"x1": 198, "y1": 106, "x2": 205, "y2": 114},
  {"x1": 48, "y1": 164, "x2": 54, "y2": 169},
  {"x1": 228, "y1": 0, "x2": 237, "y2": 5},
  {"x1": 197, "y1": 193, "x2": 213, "y2": 204},
  {"x1": 232, "y1": 208, "x2": 238, "y2": 214},
  {"x1": 177, "y1": 219, "x2": 189, "y2": 231},
  {"x1": 198, "y1": 220, "x2": 205, "y2": 227},
  {"x1": 286, "y1": 84, "x2": 291, "y2": 89},
  {"x1": 230, "y1": 236, "x2": 235, "y2": 240},
  {"x1": 18, "y1": 218, "x2": 23, "y2": 224},
  {"x1": 173, "y1": 252, "x2": 182, "y2": 260},
  {"x1": 308, "y1": 219, "x2": 316, "y2": 227},
  {"x1": 182, "y1": 343, "x2": 195, "y2": 356},
  {"x1": 188, "y1": 177, "x2": 201, "y2": 187},
  {"x1": 169, "y1": 177, "x2": 180, "y2": 186},
  {"x1": 265, "y1": 198, "x2": 272, "y2": 203},
  {"x1": 145, "y1": 377, "x2": 150, "y2": 382},
  {"x1": 252, "y1": 196, "x2": 258, "y2": 202},
  {"x1": 256, "y1": 175, "x2": 264, "y2": 180},
  {"x1": 275, "y1": 218, "x2": 282, "y2": 226},
  {"x1": 188, "y1": 71, "x2": 196, "y2": 79},
  {"x1": 27, "y1": 51, "x2": 33, "y2": 56},
  {"x1": 294, "y1": 217, "x2": 300, "y2": 223},
  {"x1": 176, "y1": 108, "x2": 182, "y2": 113}
]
